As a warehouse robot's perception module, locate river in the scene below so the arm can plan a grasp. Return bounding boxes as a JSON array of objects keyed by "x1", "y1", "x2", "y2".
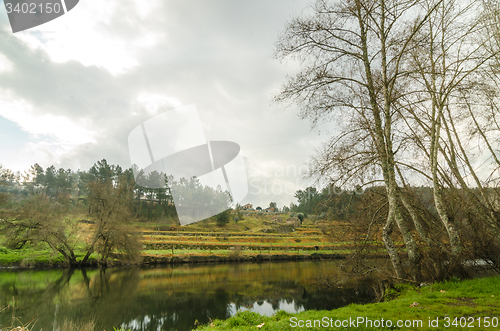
[{"x1": 0, "y1": 260, "x2": 377, "y2": 331}]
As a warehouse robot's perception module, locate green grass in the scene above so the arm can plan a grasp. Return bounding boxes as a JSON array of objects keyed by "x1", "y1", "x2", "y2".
[
  {"x1": 0, "y1": 244, "x2": 62, "y2": 266},
  {"x1": 0, "y1": 243, "x2": 99, "y2": 266},
  {"x1": 195, "y1": 276, "x2": 500, "y2": 330}
]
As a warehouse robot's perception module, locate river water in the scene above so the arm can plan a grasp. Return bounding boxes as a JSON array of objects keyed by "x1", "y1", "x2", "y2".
[{"x1": 0, "y1": 260, "x2": 377, "y2": 331}]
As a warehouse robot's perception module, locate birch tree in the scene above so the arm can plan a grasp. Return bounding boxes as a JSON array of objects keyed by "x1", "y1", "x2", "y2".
[
  {"x1": 274, "y1": 0, "x2": 446, "y2": 280},
  {"x1": 403, "y1": 0, "x2": 500, "y2": 273}
]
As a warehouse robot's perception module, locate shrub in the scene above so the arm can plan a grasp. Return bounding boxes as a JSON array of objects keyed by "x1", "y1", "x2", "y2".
[
  {"x1": 229, "y1": 246, "x2": 242, "y2": 259},
  {"x1": 215, "y1": 209, "x2": 231, "y2": 226}
]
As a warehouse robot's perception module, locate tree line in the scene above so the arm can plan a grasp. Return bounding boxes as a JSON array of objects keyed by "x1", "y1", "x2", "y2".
[
  {"x1": 276, "y1": 0, "x2": 500, "y2": 281},
  {"x1": 0, "y1": 159, "x2": 232, "y2": 265},
  {"x1": 1, "y1": 159, "x2": 231, "y2": 221}
]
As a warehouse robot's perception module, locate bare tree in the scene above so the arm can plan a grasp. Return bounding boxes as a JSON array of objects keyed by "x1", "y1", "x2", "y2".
[
  {"x1": 276, "y1": 0, "x2": 500, "y2": 280},
  {"x1": 274, "y1": 0, "x2": 443, "y2": 280},
  {"x1": 0, "y1": 194, "x2": 81, "y2": 265},
  {"x1": 83, "y1": 174, "x2": 141, "y2": 265},
  {"x1": 1, "y1": 172, "x2": 141, "y2": 266},
  {"x1": 401, "y1": 0, "x2": 500, "y2": 274}
]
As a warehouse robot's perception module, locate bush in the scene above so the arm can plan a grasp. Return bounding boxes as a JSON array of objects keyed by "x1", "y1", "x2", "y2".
[
  {"x1": 310, "y1": 214, "x2": 320, "y2": 221},
  {"x1": 0, "y1": 192, "x2": 9, "y2": 206},
  {"x1": 309, "y1": 213, "x2": 327, "y2": 221},
  {"x1": 215, "y1": 209, "x2": 231, "y2": 226},
  {"x1": 297, "y1": 213, "x2": 304, "y2": 224},
  {"x1": 229, "y1": 246, "x2": 242, "y2": 259}
]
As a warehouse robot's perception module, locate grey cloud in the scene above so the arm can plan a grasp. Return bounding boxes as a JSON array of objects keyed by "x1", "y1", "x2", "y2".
[
  {"x1": 0, "y1": 0, "x2": 326, "y2": 207},
  {"x1": 0, "y1": 35, "x2": 134, "y2": 120}
]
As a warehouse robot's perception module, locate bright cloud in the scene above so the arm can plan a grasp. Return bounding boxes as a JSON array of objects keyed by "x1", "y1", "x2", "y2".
[
  {"x1": 0, "y1": 88, "x2": 96, "y2": 146},
  {"x1": 133, "y1": 92, "x2": 183, "y2": 115},
  {"x1": 0, "y1": 53, "x2": 13, "y2": 73}
]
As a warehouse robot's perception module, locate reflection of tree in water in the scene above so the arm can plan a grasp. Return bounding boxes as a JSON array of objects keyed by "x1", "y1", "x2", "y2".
[
  {"x1": 221, "y1": 261, "x2": 378, "y2": 315},
  {"x1": 296, "y1": 283, "x2": 376, "y2": 310},
  {"x1": 66, "y1": 268, "x2": 232, "y2": 331},
  {"x1": 0, "y1": 268, "x2": 77, "y2": 329},
  {"x1": 0, "y1": 268, "x2": 142, "y2": 330},
  {"x1": 0, "y1": 262, "x2": 377, "y2": 331},
  {"x1": 228, "y1": 279, "x2": 375, "y2": 314},
  {"x1": 0, "y1": 267, "x2": 232, "y2": 331},
  {"x1": 77, "y1": 268, "x2": 142, "y2": 329},
  {"x1": 117, "y1": 287, "x2": 232, "y2": 331}
]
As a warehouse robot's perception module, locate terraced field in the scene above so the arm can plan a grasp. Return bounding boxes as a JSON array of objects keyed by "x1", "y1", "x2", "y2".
[
  {"x1": 0, "y1": 213, "x2": 389, "y2": 266},
  {"x1": 135, "y1": 215, "x2": 388, "y2": 262}
]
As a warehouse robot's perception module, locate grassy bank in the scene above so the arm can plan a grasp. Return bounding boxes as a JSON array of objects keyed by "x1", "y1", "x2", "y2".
[
  {"x1": 196, "y1": 276, "x2": 500, "y2": 331},
  {"x1": 0, "y1": 243, "x2": 100, "y2": 267}
]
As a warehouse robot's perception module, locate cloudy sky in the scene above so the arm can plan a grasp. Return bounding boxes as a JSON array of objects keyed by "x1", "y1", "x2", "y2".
[{"x1": 0, "y1": 0, "x2": 334, "y2": 208}]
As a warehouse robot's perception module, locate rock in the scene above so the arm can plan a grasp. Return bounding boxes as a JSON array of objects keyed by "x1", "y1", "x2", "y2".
[{"x1": 286, "y1": 217, "x2": 300, "y2": 228}]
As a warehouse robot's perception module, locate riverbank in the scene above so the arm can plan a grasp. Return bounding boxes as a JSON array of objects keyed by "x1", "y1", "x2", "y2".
[
  {"x1": 0, "y1": 249, "x2": 363, "y2": 269},
  {"x1": 0, "y1": 215, "x2": 387, "y2": 269},
  {"x1": 195, "y1": 275, "x2": 500, "y2": 330}
]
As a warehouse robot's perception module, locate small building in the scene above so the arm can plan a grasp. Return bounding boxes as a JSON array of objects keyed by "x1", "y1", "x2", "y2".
[
  {"x1": 241, "y1": 203, "x2": 253, "y2": 210},
  {"x1": 264, "y1": 207, "x2": 276, "y2": 213}
]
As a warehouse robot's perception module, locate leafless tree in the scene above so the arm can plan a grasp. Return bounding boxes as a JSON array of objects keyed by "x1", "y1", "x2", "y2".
[
  {"x1": 275, "y1": 0, "x2": 500, "y2": 280},
  {"x1": 1, "y1": 194, "x2": 81, "y2": 265},
  {"x1": 400, "y1": 0, "x2": 500, "y2": 274},
  {"x1": 274, "y1": 0, "x2": 445, "y2": 280},
  {"x1": 84, "y1": 174, "x2": 142, "y2": 265},
  {"x1": 1, "y1": 175, "x2": 141, "y2": 266}
]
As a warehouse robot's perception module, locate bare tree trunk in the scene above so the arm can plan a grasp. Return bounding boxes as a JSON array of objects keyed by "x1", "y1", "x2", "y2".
[
  {"x1": 398, "y1": 185, "x2": 447, "y2": 280},
  {"x1": 356, "y1": 0, "x2": 422, "y2": 280},
  {"x1": 421, "y1": 0, "x2": 464, "y2": 260},
  {"x1": 382, "y1": 213, "x2": 406, "y2": 279}
]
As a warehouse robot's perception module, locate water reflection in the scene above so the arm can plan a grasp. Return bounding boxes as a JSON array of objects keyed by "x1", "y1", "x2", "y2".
[
  {"x1": 228, "y1": 300, "x2": 305, "y2": 316},
  {"x1": 0, "y1": 261, "x2": 375, "y2": 331}
]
